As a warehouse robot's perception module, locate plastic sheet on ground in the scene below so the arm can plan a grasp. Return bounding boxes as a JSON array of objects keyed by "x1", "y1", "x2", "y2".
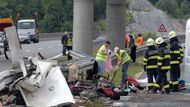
[{"x1": 136, "y1": 77, "x2": 156, "y2": 86}]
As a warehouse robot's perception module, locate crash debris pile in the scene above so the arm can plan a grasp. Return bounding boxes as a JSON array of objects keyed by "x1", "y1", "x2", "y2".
[
  {"x1": 0, "y1": 95, "x2": 16, "y2": 106},
  {"x1": 0, "y1": 89, "x2": 26, "y2": 107},
  {"x1": 68, "y1": 75, "x2": 145, "y2": 105}
]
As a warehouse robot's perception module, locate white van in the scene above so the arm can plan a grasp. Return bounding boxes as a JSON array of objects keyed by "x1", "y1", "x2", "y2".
[{"x1": 17, "y1": 19, "x2": 39, "y2": 44}]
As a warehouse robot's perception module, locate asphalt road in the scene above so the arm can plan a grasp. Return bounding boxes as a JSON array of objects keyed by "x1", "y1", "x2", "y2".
[{"x1": 0, "y1": 40, "x2": 62, "y2": 71}]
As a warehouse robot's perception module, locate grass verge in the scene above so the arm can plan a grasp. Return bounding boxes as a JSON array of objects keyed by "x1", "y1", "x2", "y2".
[{"x1": 105, "y1": 57, "x2": 143, "y2": 84}]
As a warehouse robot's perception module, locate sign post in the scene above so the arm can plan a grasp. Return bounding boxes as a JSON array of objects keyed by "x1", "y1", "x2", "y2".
[{"x1": 157, "y1": 24, "x2": 167, "y2": 38}]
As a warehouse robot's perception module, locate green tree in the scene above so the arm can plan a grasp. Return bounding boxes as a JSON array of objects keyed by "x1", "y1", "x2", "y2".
[
  {"x1": 40, "y1": 0, "x2": 64, "y2": 32},
  {"x1": 0, "y1": 1, "x2": 12, "y2": 17},
  {"x1": 0, "y1": 0, "x2": 108, "y2": 32},
  {"x1": 148, "y1": 0, "x2": 159, "y2": 5},
  {"x1": 94, "y1": 0, "x2": 106, "y2": 21},
  {"x1": 180, "y1": 0, "x2": 190, "y2": 18},
  {"x1": 156, "y1": 0, "x2": 178, "y2": 17}
]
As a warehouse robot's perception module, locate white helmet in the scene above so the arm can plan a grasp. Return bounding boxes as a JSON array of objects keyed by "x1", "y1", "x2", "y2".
[
  {"x1": 155, "y1": 37, "x2": 164, "y2": 45},
  {"x1": 114, "y1": 47, "x2": 119, "y2": 53},
  {"x1": 146, "y1": 38, "x2": 155, "y2": 46},
  {"x1": 64, "y1": 31, "x2": 68, "y2": 35},
  {"x1": 168, "y1": 31, "x2": 176, "y2": 39}
]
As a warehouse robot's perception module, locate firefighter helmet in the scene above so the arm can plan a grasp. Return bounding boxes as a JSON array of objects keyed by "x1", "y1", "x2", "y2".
[
  {"x1": 168, "y1": 31, "x2": 176, "y2": 39},
  {"x1": 146, "y1": 38, "x2": 155, "y2": 46},
  {"x1": 155, "y1": 37, "x2": 164, "y2": 45}
]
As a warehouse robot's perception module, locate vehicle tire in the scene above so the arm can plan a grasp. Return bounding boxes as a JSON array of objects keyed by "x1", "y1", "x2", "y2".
[
  {"x1": 36, "y1": 38, "x2": 39, "y2": 43},
  {"x1": 34, "y1": 38, "x2": 39, "y2": 43}
]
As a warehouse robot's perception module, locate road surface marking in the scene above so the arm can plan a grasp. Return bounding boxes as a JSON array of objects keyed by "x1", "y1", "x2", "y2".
[
  {"x1": 38, "y1": 48, "x2": 43, "y2": 50},
  {"x1": 25, "y1": 50, "x2": 31, "y2": 52}
]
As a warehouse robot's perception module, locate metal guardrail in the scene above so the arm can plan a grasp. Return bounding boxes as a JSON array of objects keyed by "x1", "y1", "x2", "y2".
[
  {"x1": 110, "y1": 35, "x2": 185, "y2": 65},
  {"x1": 132, "y1": 35, "x2": 185, "y2": 57},
  {"x1": 58, "y1": 35, "x2": 185, "y2": 81}
]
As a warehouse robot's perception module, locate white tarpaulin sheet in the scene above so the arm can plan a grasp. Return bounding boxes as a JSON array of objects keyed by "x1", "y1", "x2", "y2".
[{"x1": 137, "y1": 77, "x2": 156, "y2": 86}]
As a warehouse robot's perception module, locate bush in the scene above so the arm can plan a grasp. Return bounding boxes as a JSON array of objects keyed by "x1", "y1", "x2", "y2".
[
  {"x1": 142, "y1": 32, "x2": 156, "y2": 41},
  {"x1": 96, "y1": 19, "x2": 106, "y2": 32}
]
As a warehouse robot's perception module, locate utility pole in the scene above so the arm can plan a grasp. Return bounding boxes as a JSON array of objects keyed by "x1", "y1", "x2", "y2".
[
  {"x1": 73, "y1": 0, "x2": 94, "y2": 55},
  {"x1": 106, "y1": 0, "x2": 126, "y2": 49}
]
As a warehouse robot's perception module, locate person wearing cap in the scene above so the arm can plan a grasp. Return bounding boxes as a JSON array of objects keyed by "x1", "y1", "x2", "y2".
[
  {"x1": 96, "y1": 41, "x2": 111, "y2": 75},
  {"x1": 143, "y1": 38, "x2": 158, "y2": 92},
  {"x1": 168, "y1": 31, "x2": 184, "y2": 91},
  {"x1": 114, "y1": 47, "x2": 131, "y2": 88},
  {"x1": 153, "y1": 37, "x2": 170, "y2": 94}
]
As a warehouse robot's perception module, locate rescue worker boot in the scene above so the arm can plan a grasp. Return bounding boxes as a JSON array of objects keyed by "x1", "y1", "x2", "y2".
[
  {"x1": 164, "y1": 88, "x2": 170, "y2": 94},
  {"x1": 151, "y1": 87, "x2": 160, "y2": 94},
  {"x1": 172, "y1": 85, "x2": 179, "y2": 92}
]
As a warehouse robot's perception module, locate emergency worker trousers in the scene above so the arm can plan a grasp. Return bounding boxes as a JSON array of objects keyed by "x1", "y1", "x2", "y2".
[
  {"x1": 155, "y1": 70, "x2": 170, "y2": 93},
  {"x1": 170, "y1": 64, "x2": 180, "y2": 91},
  {"x1": 147, "y1": 69, "x2": 157, "y2": 91},
  {"x1": 66, "y1": 46, "x2": 72, "y2": 60},
  {"x1": 121, "y1": 61, "x2": 131, "y2": 87},
  {"x1": 62, "y1": 45, "x2": 66, "y2": 55}
]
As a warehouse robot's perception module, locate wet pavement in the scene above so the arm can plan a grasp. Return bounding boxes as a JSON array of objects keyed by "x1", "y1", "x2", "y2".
[
  {"x1": 72, "y1": 89, "x2": 190, "y2": 107},
  {"x1": 96, "y1": 91, "x2": 190, "y2": 107}
]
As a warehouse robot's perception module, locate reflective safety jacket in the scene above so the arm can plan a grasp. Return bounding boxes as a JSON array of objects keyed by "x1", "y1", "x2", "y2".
[
  {"x1": 170, "y1": 41, "x2": 183, "y2": 65},
  {"x1": 180, "y1": 47, "x2": 184, "y2": 59},
  {"x1": 136, "y1": 36, "x2": 143, "y2": 46},
  {"x1": 115, "y1": 50, "x2": 131, "y2": 64},
  {"x1": 143, "y1": 47, "x2": 158, "y2": 70},
  {"x1": 67, "y1": 38, "x2": 73, "y2": 46},
  {"x1": 157, "y1": 47, "x2": 171, "y2": 70},
  {"x1": 96, "y1": 45, "x2": 108, "y2": 61}
]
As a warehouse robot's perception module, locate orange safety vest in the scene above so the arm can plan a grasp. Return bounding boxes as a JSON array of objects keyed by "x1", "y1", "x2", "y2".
[
  {"x1": 125, "y1": 35, "x2": 129, "y2": 45},
  {"x1": 137, "y1": 36, "x2": 143, "y2": 46}
]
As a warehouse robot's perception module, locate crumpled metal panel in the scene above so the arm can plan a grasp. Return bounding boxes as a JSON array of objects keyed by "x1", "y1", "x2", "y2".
[{"x1": 20, "y1": 67, "x2": 75, "y2": 106}]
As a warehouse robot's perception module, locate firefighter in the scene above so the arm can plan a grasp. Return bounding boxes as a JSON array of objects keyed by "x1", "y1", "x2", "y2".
[
  {"x1": 153, "y1": 37, "x2": 170, "y2": 94},
  {"x1": 143, "y1": 38, "x2": 158, "y2": 92},
  {"x1": 168, "y1": 31, "x2": 184, "y2": 91}
]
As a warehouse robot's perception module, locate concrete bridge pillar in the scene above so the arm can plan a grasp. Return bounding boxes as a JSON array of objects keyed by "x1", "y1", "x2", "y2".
[
  {"x1": 184, "y1": 19, "x2": 190, "y2": 83},
  {"x1": 73, "y1": 0, "x2": 94, "y2": 55},
  {"x1": 106, "y1": 0, "x2": 126, "y2": 49}
]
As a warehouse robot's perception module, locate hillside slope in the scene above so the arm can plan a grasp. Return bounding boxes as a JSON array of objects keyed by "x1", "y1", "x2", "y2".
[{"x1": 125, "y1": 0, "x2": 175, "y2": 37}]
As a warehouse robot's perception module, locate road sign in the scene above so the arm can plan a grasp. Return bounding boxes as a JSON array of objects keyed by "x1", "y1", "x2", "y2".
[{"x1": 158, "y1": 24, "x2": 167, "y2": 32}]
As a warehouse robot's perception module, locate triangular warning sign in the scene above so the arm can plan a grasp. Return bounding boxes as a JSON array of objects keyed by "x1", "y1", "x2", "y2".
[{"x1": 158, "y1": 24, "x2": 167, "y2": 32}]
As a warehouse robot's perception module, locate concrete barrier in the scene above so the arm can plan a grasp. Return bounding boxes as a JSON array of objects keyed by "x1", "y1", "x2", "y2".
[{"x1": 39, "y1": 32, "x2": 64, "y2": 41}]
